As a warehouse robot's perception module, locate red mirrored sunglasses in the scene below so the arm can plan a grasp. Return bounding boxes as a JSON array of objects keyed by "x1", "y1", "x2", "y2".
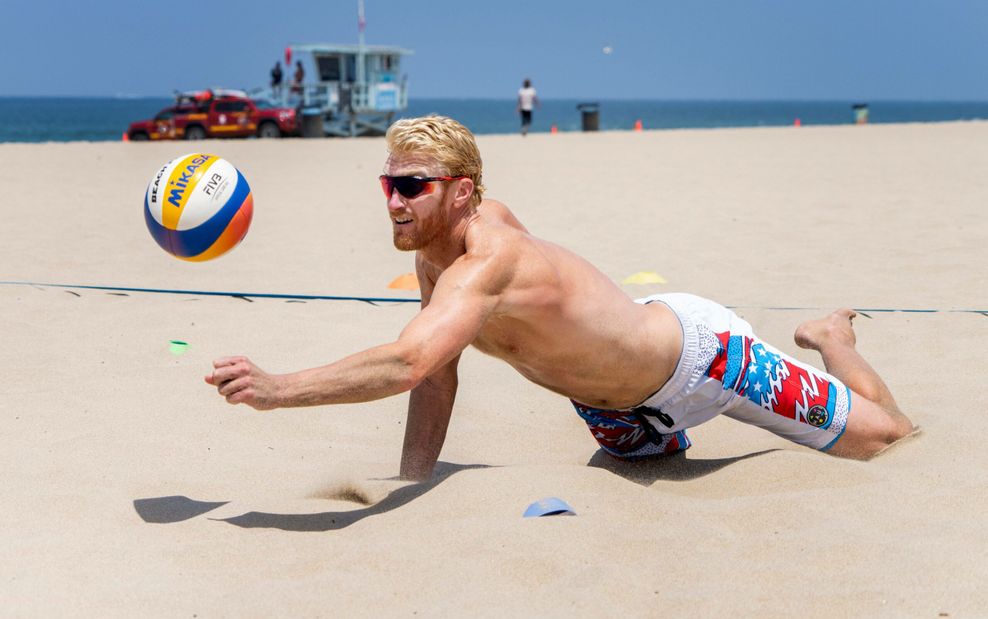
[{"x1": 379, "y1": 175, "x2": 467, "y2": 199}]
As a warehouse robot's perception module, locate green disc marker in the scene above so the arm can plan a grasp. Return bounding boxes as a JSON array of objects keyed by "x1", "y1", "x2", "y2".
[{"x1": 169, "y1": 340, "x2": 189, "y2": 355}]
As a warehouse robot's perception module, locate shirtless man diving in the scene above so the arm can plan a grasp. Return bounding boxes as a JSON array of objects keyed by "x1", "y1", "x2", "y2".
[{"x1": 205, "y1": 115, "x2": 915, "y2": 481}]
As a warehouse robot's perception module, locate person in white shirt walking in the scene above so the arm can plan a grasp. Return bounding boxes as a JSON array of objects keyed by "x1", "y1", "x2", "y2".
[{"x1": 516, "y1": 79, "x2": 540, "y2": 136}]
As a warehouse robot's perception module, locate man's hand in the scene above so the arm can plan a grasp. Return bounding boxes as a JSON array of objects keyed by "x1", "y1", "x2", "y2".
[{"x1": 204, "y1": 356, "x2": 284, "y2": 411}]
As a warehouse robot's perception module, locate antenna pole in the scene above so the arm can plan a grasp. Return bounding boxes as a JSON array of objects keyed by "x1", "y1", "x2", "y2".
[{"x1": 357, "y1": 0, "x2": 366, "y2": 87}]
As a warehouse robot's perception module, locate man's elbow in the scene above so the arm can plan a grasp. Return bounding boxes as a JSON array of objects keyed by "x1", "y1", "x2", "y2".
[
  {"x1": 393, "y1": 348, "x2": 436, "y2": 393},
  {"x1": 401, "y1": 367, "x2": 429, "y2": 393},
  {"x1": 391, "y1": 333, "x2": 462, "y2": 393}
]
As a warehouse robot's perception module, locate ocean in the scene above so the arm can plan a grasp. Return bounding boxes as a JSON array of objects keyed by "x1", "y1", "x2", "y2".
[{"x1": 2, "y1": 97, "x2": 987, "y2": 143}]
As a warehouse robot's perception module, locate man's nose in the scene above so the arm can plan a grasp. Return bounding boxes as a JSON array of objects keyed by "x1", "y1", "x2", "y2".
[{"x1": 386, "y1": 189, "x2": 406, "y2": 211}]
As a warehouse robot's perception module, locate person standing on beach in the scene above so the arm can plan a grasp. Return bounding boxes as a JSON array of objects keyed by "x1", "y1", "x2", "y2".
[
  {"x1": 291, "y1": 61, "x2": 305, "y2": 97},
  {"x1": 270, "y1": 61, "x2": 283, "y2": 99},
  {"x1": 517, "y1": 79, "x2": 539, "y2": 136},
  {"x1": 205, "y1": 115, "x2": 916, "y2": 481}
]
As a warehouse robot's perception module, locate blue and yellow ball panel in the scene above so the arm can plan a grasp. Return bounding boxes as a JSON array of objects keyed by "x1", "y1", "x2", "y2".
[{"x1": 143, "y1": 153, "x2": 253, "y2": 261}]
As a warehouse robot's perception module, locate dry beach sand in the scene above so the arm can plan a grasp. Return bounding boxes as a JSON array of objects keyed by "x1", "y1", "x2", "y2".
[{"x1": 1, "y1": 122, "x2": 986, "y2": 616}]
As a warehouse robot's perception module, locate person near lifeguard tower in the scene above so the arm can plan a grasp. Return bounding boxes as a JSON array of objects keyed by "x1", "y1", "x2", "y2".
[
  {"x1": 270, "y1": 62, "x2": 283, "y2": 98},
  {"x1": 292, "y1": 61, "x2": 305, "y2": 96}
]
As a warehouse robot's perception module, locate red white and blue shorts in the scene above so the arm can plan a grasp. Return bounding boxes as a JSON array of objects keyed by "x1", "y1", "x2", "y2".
[{"x1": 572, "y1": 293, "x2": 851, "y2": 460}]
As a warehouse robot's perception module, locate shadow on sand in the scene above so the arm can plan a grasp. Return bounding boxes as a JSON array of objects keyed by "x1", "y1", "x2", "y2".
[
  {"x1": 134, "y1": 452, "x2": 779, "y2": 529},
  {"x1": 587, "y1": 448, "x2": 779, "y2": 486},
  {"x1": 133, "y1": 462, "x2": 491, "y2": 532},
  {"x1": 133, "y1": 496, "x2": 230, "y2": 523}
]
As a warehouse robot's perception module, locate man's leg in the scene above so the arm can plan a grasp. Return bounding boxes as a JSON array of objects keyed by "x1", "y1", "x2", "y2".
[{"x1": 794, "y1": 309, "x2": 916, "y2": 459}]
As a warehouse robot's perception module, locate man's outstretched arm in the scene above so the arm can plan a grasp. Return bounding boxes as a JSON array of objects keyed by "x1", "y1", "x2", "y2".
[
  {"x1": 204, "y1": 253, "x2": 502, "y2": 411},
  {"x1": 205, "y1": 339, "x2": 438, "y2": 410}
]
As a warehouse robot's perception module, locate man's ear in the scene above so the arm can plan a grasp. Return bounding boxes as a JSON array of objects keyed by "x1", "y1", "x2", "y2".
[{"x1": 452, "y1": 178, "x2": 475, "y2": 208}]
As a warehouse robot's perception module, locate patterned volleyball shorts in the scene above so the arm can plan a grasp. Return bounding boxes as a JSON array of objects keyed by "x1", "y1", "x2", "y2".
[{"x1": 572, "y1": 293, "x2": 851, "y2": 460}]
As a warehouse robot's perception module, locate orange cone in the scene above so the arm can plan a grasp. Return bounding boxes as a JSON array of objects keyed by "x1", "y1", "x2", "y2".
[
  {"x1": 550, "y1": 124, "x2": 558, "y2": 135},
  {"x1": 634, "y1": 119, "x2": 643, "y2": 132},
  {"x1": 794, "y1": 118, "x2": 802, "y2": 127},
  {"x1": 388, "y1": 273, "x2": 419, "y2": 290},
  {"x1": 121, "y1": 132, "x2": 129, "y2": 142}
]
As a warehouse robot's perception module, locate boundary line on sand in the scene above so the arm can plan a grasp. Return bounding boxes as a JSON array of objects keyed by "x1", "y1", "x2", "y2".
[
  {"x1": 728, "y1": 305, "x2": 988, "y2": 317},
  {"x1": 1, "y1": 281, "x2": 985, "y2": 315},
  {"x1": 0, "y1": 281, "x2": 419, "y2": 305}
]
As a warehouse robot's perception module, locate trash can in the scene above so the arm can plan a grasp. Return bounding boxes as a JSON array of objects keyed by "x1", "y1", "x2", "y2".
[
  {"x1": 300, "y1": 108, "x2": 325, "y2": 138},
  {"x1": 577, "y1": 102, "x2": 599, "y2": 132},
  {"x1": 852, "y1": 103, "x2": 869, "y2": 125}
]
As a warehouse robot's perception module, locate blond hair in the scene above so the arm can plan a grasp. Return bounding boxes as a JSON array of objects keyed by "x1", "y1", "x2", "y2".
[{"x1": 385, "y1": 115, "x2": 485, "y2": 206}]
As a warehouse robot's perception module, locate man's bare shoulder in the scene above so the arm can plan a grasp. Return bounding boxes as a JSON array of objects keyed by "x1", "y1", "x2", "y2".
[
  {"x1": 477, "y1": 199, "x2": 529, "y2": 233},
  {"x1": 459, "y1": 202, "x2": 534, "y2": 276},
  {"x1": 413, "y1": 201, "x2": 522, "y2": 294},
  {"x1": 420, "y1": 200, "x2": 528, "y2": 300},
  {"x1": 463, "y1": 199, "x2": 533, "y2": 257}
]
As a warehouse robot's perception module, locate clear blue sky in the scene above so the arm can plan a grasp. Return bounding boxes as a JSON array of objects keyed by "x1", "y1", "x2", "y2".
[{"x1": 3, "y1": 0, "x2": 987, "y2": 100}]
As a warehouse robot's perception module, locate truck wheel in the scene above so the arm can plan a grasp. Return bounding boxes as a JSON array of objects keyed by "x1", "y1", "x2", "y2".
[
  {"x1": 130, "y1": 133, "x2": 149, "y2": 141},
  {"x1": 258, "y1": 122, "x2": 282, "y2": 138},
  {"x1": 185, "y1": 125, "x2": 206, "y2": 140}
]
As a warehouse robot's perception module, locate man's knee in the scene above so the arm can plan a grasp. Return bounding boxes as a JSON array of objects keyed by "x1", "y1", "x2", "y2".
[
  {"x1": 867, "y1": 417, "x2": 914, "y2": 458},
  {"x1": 829, "y1": 403, "x2": 915, "y2": 460}
]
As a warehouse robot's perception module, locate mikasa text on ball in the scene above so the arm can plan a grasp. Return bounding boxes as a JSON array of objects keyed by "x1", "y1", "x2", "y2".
[{"x1": 144, "y1": 153, "x2": 253, "y2": 261}]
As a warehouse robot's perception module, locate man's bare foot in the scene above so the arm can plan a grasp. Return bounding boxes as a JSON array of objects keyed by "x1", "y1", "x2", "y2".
[{"x1": 794, "y1": 308, "x2": 857, "y2": 351}]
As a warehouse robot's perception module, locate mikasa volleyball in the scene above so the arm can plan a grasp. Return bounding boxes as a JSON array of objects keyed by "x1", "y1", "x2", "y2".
[{"x1": 144, "y1": 153, "x2": 253, "y2": 261}]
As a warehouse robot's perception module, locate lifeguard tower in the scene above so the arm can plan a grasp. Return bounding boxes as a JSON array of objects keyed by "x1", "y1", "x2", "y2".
[{"x1": 256, "y1": 43, "x2": 412, "y2": 137}]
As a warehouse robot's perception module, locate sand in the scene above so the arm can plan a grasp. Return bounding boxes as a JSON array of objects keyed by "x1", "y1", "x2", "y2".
[{"x1": 1, "y1": 122, "x2": 986, "y2": 617}]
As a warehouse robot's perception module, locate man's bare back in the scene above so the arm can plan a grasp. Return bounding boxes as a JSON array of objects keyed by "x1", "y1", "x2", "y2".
[{"x1": 432, "y1": 199, "x2": 682, "y2": 410}]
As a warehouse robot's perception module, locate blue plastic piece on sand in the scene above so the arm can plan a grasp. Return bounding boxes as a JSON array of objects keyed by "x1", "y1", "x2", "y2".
[{"x1": 523, "y1": 497, "x2": 576, "y2": 518}]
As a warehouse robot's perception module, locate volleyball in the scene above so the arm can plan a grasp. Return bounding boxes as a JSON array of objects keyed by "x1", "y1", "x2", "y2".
[{"x1": 143, "y1": 153, "x2": 253, "y2": 261}]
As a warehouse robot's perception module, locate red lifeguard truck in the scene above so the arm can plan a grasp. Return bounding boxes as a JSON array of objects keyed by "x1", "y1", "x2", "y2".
[{"x1": 126, "y1": 89, "x2": 299, "y2": 141}]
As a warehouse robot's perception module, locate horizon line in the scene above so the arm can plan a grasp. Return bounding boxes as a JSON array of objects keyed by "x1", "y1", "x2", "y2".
[{"x1": 3, "y1": 94, "x2": 988, "y2": 104}]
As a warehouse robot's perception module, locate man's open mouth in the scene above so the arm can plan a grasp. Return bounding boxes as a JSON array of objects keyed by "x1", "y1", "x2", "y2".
[{"x1": 393, "y1": 217, "x2": 413, "y2": 225}]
